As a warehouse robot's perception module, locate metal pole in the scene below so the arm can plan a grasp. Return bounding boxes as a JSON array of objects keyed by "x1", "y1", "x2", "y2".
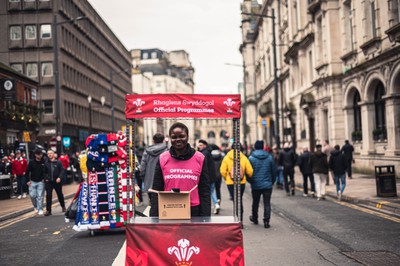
[
  {"x1": 242, "y1": 62, "x2": 248, "y2": 154},
  {"x1": 110, "y1": 69, "x2": 115, "y2": 132},
  {"x1": 272, "y1": 8, "x2": 280, "y2": 149},
  {"x1": 88, "y1": 101, "x2": 92, "y2": 135},
  {"x1": 252, "y1": 45, "x2": 258, "y2": 140},
  {"x1": 53, "y1": 15, "x2": 62, "y2": 155}
]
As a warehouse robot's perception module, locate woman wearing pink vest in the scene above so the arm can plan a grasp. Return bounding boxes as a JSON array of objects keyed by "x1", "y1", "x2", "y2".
[{"x1": 150, "y1": 122, "x2": 211, "y2": 217}]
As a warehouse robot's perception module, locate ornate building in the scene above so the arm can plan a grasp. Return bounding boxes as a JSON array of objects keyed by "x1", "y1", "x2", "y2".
[{"x1": 240, "y1": 0, "x2": 400, "y2": 173}]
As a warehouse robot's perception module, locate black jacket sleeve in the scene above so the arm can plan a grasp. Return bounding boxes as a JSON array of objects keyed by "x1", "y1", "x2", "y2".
[
  {"x1": 198, "y1": 161, "x2": 211, "y2": 216},
  {"x1": 25, "y1": 161, "x2": 32, "y2": 181},
  {"x1": 149, "y1": 160, "x2": 164, "y2": 217}
]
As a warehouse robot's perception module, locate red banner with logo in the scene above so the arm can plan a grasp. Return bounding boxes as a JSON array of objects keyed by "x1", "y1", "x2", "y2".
[
  {"x1": 125, "y1": 94, "x2": 241, "y2": 119},
  {"x1": 125, "y1": 222, "x2": 244, "y2": 265}
]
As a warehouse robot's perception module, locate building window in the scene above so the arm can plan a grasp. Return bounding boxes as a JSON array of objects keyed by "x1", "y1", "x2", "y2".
[
  {"x1": 10, "y1": 63, "x2": 23, "y2": 73},
  {"x1": 41, "y1": 62, "x2": 53, "y2": 77},
  {"x1": 353, "y1": 90, "x2": 362, "y2": 132},
  {"x1": 25, "y1": 25, "x2": 37, "y2": 40},
  {"x1": 26, "y1": 63, "x2": 38, "y2": 78},
  {"x1": 142, "y1": 52, "x2": 148, "y2": 59},
  {"x1": 344, "y1": 1, "x2": 354, "y2": 51},
  {"x1": 10, "y1": 26, "x2": 22, "y2": 40},
  {"x1": 370, "y1": 0, "x2": 377, "y2": 38},
  {"x1": 374, "y1": 83, "x2": 386, "y2": 139},
  {"x1": 43, "y1": 100, "x2": 53, "y2": 114},
  {"x1": 9, "y1": 0, "x2": 20, "y2": 2},
  {"x1": 40, "y1": 24, "x2": 51, "y2": 39}
]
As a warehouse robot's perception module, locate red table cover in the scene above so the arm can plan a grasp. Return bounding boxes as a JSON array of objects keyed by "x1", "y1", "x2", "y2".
[{"x1": 126, "y1": 222, "x2": 244, "y2": 265}]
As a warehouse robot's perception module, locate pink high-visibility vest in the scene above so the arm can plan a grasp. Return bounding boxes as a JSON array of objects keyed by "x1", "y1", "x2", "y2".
[{"x1": 159, "y1": 151, "x2": 205, "y2": 206}]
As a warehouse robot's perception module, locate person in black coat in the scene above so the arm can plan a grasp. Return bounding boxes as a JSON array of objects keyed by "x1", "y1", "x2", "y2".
[
  {"x1": 329, "y1": 145, "x2": 348, "y2": 200},
  {"x1": 341, "y1": 140, "x2": 354, "y2": 179},
  {"x1": 278, "y1": 143, "x2": 297, "y2": 196},
  {"x1": 211, "y1": 147, "x2": 223, "y2": 209},
  {"x1": 310, "y1": 144, "x2": 329, "y2": 200},
  {"x1": 198, "y1": 139, "x2": 220, "y2": 214},
  {"x1": 44, "y1": 149, "x2": 66, "y2": 216},
  {"x1": 297, "y1": 147, "x2": 315, "y2": 197}
]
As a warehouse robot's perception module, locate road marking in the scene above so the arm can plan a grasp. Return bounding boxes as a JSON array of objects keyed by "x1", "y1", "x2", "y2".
[
  {"x1": 53, "y1": 231, "x2": 60, "y2": 235},
  {"x1": 0, "y1": 211, "x2": 36, "y2": 230},
  {"x1": 335, "y1": 200, "x2": 400, "y2": 223},
  {"x1": 112, "y1": 240, "x2": 126, "y2": 266}
]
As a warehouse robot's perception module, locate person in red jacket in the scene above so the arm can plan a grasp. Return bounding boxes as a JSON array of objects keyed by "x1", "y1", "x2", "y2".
[{"x1": 12, "y1": 150, "x2": 28, "y2": 199}]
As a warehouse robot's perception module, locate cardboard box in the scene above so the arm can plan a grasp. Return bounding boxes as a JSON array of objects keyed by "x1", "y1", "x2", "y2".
[{"x1": 158, "y1": 191, "x2": 191, "y2": 220}]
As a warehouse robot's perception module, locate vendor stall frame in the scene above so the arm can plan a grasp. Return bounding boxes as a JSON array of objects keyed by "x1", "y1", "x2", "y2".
[{"x1": 124, "y1": 93, "x2": 243, "y2": 222}]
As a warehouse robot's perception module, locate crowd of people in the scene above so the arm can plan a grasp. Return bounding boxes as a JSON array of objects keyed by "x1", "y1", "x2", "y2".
[
  {"x1": 136, "y1": 122, "x2": 355, "y2": 230},
  {"x1": 0, "y1": 148, "x2": 83, "y2": 216},
  {"x1": 0, "y1": 122, "x2": 355, "y2": 229}
]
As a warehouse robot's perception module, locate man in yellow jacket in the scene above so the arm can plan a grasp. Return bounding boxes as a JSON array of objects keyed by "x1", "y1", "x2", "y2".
[{"x1": 220, "y1": 145, "x2": 253, "y2": 223}]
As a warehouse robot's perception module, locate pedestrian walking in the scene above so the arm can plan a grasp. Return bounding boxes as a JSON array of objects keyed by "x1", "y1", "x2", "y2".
[
  {"x1": 248, "y1": 140, "x2": 276, "y2": 228},
  {"x1": 198, "y1": 139, "x2": 220, "y2": 214},
  {"x1": 220, "y1": 143, "x2": 253, "y2": 223},
  {"x1": 329, "y1": 145, "x2": 348, "y2": 200},
  {"x1": 310, "y1": 144, "x2": 329, "y2": 201},
  {"x1": 211, "y1": 147, "x2": 223, "y2": 209},
  {"x1": 25, "y1": 149, "x2": 46, "y2": 215},
  {"x1": 322, "y1": 140, "x2": 334, "y2": 185},
  {"x1": 44, "y1": 149, "x2": 66, "y2": 216},
  {"x1": 278, "y1": 143, "x2": 297, "y2": 196},
  {"x1": 139, "y1": 133, "x2": 167, "y2": 203},
  {"x1": 272, "y1": 146, "x2": 284, "y2": 189},
  {"x1": 11, "y1": 150, "x2": 28, "y2": 199},
  {"x1": 150, "y1": 122, "x2": 211, "y2": 217},
  {"x1": 297, "y1": 147, "x2": 315, "y2": 197},
  {"x1": 341, "y1": 140, "x2": 354, "y2": 179}
]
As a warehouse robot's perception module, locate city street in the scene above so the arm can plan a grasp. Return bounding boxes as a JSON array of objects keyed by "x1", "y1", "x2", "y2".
[{"x1": 1, "y1": 182, "x2": 399, "y2": 265}]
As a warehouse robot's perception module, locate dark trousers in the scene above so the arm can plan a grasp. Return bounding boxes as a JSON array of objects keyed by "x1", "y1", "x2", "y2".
[
  {"x1": 135, "y1": 172, "x2": 143, "y2": 202},
  {"x1": 227, "y1": 184, "x2": 246, "y2": 222},
  {"x1": 215, "y1": 178, "x2": 222, "y2": 201},
  {"x1": 302, "y1": 173, "x2": 315, "y2": 194},
  {"x1": 16, "y1": 175, "x2": 27, "y2": 195},
  {"x1": 251, "y1": 188, "x2": 272, "y2": 223},
  {"x1": 45, "y1": 181, "x2": 65, "y2": 212},
  {"x1": 283, "y1": 169, "x2": 295, "y2": 193},
  {"x1": 345, "y1": 159, "x2": 353, "y2": 178}
]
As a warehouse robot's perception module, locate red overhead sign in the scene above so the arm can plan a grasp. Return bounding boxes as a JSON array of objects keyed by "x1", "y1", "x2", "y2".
[{"x1": 125, "y1": 94, "x2": 241, "y2": 119}]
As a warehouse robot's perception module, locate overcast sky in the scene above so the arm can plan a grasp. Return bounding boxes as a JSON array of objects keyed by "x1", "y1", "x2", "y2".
[{"x1": 88, "y1": 0, "x2": 244, "y2": 94}]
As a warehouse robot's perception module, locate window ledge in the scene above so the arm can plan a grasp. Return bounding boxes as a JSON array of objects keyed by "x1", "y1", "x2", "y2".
[
  {"x1": 385, "y1": 23, "x2": 400, "y2": 43},
  {"x1": 359, "y1": 37, "x2": 382, "y2": 55}
]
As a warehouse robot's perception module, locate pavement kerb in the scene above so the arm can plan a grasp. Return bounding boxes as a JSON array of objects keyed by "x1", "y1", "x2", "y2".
[
  {"x1": 0, "y1": 191, "x2": 76, "y2": 223},
  {"x1": 294, "y1": 184, "x2": 400, "y2": 217}
]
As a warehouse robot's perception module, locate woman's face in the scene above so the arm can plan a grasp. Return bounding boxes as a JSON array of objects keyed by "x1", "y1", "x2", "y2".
[{"x1": 170, "y1": 127, "x2": 188, "y2": 151}]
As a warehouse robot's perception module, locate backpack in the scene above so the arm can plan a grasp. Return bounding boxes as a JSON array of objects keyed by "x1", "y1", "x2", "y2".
[{"x1": 229, "y1": 164, "x2": 245, "y2": 180}]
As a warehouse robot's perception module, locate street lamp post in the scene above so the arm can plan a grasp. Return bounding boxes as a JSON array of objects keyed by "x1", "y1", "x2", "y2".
[
  {"x1": 225, "y1": 63, "x2": 248, "y2": 151},
  {"x1": 87, "y1": 95, "x2": 92, "y2": 135},
  {"x1": 87, "y1": 95, "x2": 105, "y2": 135},
  {"x1": 53, "y1": 15, "x2": 87, "y2": 154},
  {"x1": 109, "y1": 67, "x2": 131, "y2": 132},
  {"x1": 242, "y1": 8, "x2": 280, "y2": 149}
]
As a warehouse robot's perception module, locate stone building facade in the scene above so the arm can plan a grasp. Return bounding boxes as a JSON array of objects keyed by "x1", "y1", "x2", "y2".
[
  {"x1": 131, "y1": 48, "x2": 195, "y2": 146},
  {"x1": 0, "y1": 0, "x2": 132, "y2": 153},
  {"x1": 240, "y1": 0, "x2": 400, "y2": 173}
]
